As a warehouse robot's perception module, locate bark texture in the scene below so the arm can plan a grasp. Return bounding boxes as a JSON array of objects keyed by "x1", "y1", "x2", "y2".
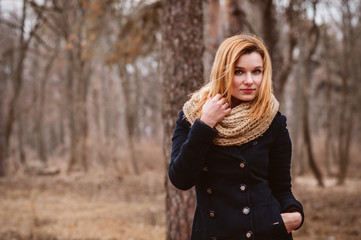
[
  {"x1": 161, "y1": 0, "x2": 204, "y2": 239},
  {"x1": 0, "y1": 50, "x2": 5, "y2": 176}
]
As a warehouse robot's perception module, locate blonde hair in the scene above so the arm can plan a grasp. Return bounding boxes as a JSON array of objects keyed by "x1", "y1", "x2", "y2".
[{"x1": 193, "y1": 33, "x2": 273, "y2": 122}]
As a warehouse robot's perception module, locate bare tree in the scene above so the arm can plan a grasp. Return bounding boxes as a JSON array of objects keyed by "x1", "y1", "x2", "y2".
[
  {"x1": 252, "y1": 0, "x2": 299, "y2": 103},
  {"x1": 322, "y1": 28, "x2": 333, "y2": 176},
  {"x1": 48, "y1": 0, "x2": 103, "y2": 173},
  {"x1": 61, "y1": 2, "x2": 91, "y2": 173},
  {"x1": 4, "y1": 0, "x2": 46, "y2": 164},
  {"x1": 0, "y1": 3, "x2": 6, "y2": 176},
  {"x1": 278, "y1": 0, "x2": 299, "y2": 100},
  {"x1": 256, "y1": 0, "x2": 284, "y2": 98},
  {"x1": 300, "y1": 0, "x2": 324, "y2": 186},
  {"x1": 161, "y1": 0, "x2": 204, "y2": 239},
  {"x1": 34, "y1": 40, "x2": 60, "y2": 165},
  {"x1": 0, "y1": 37, "x2": 5, "y2": 177},
  {"x1": 105, "y1": 1, "x2": 161, "y2": 174},
  {"x1": 336, "y1": 0, "x2": 358, "y2": 185},
  {"x1": 117, "y1": 62, "x2": 140, "y2": 174}
]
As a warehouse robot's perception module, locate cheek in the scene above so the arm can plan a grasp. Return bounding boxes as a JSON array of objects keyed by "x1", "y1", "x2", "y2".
[
  {"x1": 232, "y1": 77, "x2": 240, "y2": 88},
  {"x1": 255, "y1": 75, "x2": 263, "y2": 87}
]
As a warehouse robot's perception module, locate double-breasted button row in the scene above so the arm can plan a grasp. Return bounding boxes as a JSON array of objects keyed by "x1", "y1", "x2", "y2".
[
  {"x1": 206, "y1": 188, "x2": 213, "y2": 194},
  {"x1": 239, "y1": 162, "x2": 246, "y2": 168},
  {"x1": 202, "y1": 166, "x2": 209, "y2": 172},
  {"x1": 240, "y1": 184, "x2": 247, "y2": 192},
  {"x1": 246, "y1": 231, "x2": 254, "y2": 239},
  {"x1": 210, "y1": 237, "x2": 218, "y2": 240},
  {"x1": 209, "y1": 210, "x2": 216, "y2": 218},
  {"x1": 242, "y1": 207, "x2": 250, "y2": 215}
]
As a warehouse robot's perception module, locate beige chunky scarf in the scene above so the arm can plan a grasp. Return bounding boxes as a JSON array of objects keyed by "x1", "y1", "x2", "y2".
[{"x1": 183, "y1": 93, "x2": 279, "y2": 146}]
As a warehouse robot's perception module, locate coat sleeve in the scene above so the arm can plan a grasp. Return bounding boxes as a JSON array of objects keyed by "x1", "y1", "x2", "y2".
[
  {"x1": 168, "y1": 110, "x2": 217, "y2": 190},
  {"x1": 268, "y1": 113, "x2": 304, "y2": 230}
]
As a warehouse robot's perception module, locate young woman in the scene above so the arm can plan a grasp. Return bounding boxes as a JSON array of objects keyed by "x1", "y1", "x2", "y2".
[{"x1": 168, "y1": 33, "x2": 304, "y2": 240}]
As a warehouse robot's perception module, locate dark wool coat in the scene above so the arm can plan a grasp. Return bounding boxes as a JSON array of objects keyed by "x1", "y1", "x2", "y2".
[{"x1": 169, "y1": 110, "x2": 304, "y2": 240}]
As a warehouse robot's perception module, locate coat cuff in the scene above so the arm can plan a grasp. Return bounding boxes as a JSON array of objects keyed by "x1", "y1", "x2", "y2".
[
  {"x1": 188, "y1": 119, "x2": 217, "y2": 145},
  {"x1": 285, "y1": 206, "x2": 304, "y2": 230}
]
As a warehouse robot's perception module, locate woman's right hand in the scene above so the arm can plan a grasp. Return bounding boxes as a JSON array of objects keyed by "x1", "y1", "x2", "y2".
[{"x1": 200, "y1": 94, "x2": 231, "y2": 128}]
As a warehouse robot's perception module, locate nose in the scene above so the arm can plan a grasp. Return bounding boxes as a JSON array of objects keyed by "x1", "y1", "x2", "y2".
[{"x1": 244, "y1": 72, "x2": 253, "y2": 85}]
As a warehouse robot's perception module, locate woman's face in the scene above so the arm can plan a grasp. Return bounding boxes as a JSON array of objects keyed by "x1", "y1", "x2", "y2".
[{"x1": 231, "y1": 52, "x2": 263, "y2": 106}]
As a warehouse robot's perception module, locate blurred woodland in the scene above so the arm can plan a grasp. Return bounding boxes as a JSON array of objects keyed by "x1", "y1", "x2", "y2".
[{"x1": 0, "y1": 0, "x2": 360, "y2": 240}]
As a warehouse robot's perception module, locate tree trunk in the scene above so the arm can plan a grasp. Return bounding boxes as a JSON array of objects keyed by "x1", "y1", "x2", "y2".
[
  {"x1": 17, "y1": 115, "x2": 26, "y2": 165},
  {"x1": 79, "y1": 70, "x2": 90, "y2": 173},
  {"x1": 290, "y1": 52, "x2": 303, "y2": 176},
  {"x1": 162, "y1": 0, "x2": 204, "y2": 239},
  {"x1": 301, "y1": 58, "x2": 323, "y2": 185},
  {"x1": 256, "y1": 0, "x2": 284, "y2": 99},
  {"x1": 337, "y1": 109, "x2": 354, "y2": 185},
  {"x1": 278, "y1": 0, "x2": 298, "y2": 103},
  {"x1": 204, "y1": 0, "x2": 222, "y2": 82},
  {"x1": 62, "y1": 1, "x2": 91, "y2": 173},
  {"x1": 34, "y1": 41, "x2": 59, "y2": 165},
  {"x1": 301, "y1": 0, "x2": 324, "y2": 187},
  {"x1": 66, "y1": 49, "x2": 77, "y2": 173},
  {"x1": 337, "y1": 0, "x2": 357, "y2": 185},
  {"x1": 67, "y1": 56, "x2": 90, "y2": 173},
  {"x1": 0, "y1": 51, "x2": 5, "y2": 176},
  {"x1": 118, "y1": 63, "x2": 140, "y2": 175},
  {"x1": 5, "y1": 0, "x2": 43, "y2": 158},
  {"x1": 323, "y1": 29, "x2": 334, "y2": 176},
  {"x1": 5, "y1": 0, "x2": 27, "y2": 157},
  {"x1": 301, "y1": 89, "x2": 323, "y2": 186},
  {"x1": 225, "y1": 0, "x2": 247, "y2": 36}
]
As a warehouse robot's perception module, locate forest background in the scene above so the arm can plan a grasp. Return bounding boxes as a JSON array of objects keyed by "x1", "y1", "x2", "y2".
[{"x1": 0, "y1": 0, "x2": 360, "y2": 240}]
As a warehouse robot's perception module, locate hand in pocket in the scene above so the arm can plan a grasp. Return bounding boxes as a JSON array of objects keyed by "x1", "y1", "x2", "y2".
[{"x1": 280, "y1": 212, "x2": 302, "y2": 233}]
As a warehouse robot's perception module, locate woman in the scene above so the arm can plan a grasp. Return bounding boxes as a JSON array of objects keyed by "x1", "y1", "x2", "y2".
[{"x1": 168, "y1": 33, "x2": 304, "y2": 240}]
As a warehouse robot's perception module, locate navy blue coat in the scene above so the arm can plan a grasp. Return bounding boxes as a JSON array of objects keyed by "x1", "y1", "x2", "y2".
[{"x1": 169, "y1": 110, "x2": 304, "y2": 240}]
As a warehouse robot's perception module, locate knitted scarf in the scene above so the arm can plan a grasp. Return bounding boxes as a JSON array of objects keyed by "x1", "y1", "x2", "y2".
[{"x1": 183, "y1": 93, "x2": 279, "y2": 146}]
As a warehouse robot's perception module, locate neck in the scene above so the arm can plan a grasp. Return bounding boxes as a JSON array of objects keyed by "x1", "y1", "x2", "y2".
[{"x1": 231, "y1": 96, "x2": 242, "y2": 108}]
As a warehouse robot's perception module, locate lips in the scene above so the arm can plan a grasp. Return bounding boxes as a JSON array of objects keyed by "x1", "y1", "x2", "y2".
[{"x1": 241, "y1": 89, "x2": 255, "y2": 93}]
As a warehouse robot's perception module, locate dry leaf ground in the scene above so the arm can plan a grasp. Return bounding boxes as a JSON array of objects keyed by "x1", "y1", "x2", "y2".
[{"x1": 0, "y1": 143, "x2": 360, "y2": 240}]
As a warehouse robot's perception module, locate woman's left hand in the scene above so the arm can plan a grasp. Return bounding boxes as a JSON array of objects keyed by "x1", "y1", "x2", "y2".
[{"x1": 280, "y1": 212, "x2": 302, "y2": 233}]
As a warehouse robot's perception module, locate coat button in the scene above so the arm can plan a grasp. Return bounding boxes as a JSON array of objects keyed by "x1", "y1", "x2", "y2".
[
  {"x1": 210, "y1": 237, "x2": 218, "y2": 240},
  {"x1": 206, "y1": 188, "x2": 213, "y2": 194},
  {"x1": 246, "y1": 231, "x2": 253, "y2": 239},
  {"x1": 202, "y1": 166, "x2": 209, "y2": 172},
  {"x1": 240, "y1": 184, "x2": 247, "y2": 192},
  {"x1": 240, "y1": 162, "x2": 246, "y2": 168},
  {"x1": 242, "y1": 207, "x2": 250, "y2": 215},
  {"x1": 209, "y1": 210, "x2": 216, "y2": 218},
  {"x1": 252, "y1": 141, "x2": 258, "y2": 145}
]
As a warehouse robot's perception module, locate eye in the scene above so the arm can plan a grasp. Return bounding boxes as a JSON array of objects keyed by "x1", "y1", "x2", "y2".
[
  {"x1": 235, "y1": 70, "x2": 243, "y2": 75},
  {"x1": 253, "y1": 69, "x2": 262, "y2": 74}
]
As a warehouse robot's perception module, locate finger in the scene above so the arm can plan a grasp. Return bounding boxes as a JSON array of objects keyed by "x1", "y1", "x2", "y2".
[
  {"x1": 219, "y1": 98, "x2": 227, "y2": 105},
  {"x1": 213, "y1": 93, "x2": 221, "y2": 101},
  {"x1": 224, "y1": 107, "x2": 232, "y2": 115},
  {"x1": 222, "y1": 102, "x2": 229, "y2": 109}
]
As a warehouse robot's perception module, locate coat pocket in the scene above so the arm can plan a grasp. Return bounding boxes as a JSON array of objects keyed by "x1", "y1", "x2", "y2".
[{"x1": 253, "y1": 203, "x2": 290, "y2": 239}]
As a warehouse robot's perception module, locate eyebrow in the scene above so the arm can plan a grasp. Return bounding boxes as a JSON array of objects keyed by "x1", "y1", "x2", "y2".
[{"x1": 234, "y1": 66, "x2": 263, "y2": 69}]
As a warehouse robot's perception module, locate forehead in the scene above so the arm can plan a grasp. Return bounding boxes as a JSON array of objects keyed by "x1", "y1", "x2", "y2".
[{"x1": 235, "y1": 52, "x2": 263, "y2": 67}]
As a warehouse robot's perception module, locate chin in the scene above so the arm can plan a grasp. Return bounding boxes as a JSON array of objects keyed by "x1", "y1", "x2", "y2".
[{"x1": 239, "y1": 96, "x2": 256, "y2": 102}]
